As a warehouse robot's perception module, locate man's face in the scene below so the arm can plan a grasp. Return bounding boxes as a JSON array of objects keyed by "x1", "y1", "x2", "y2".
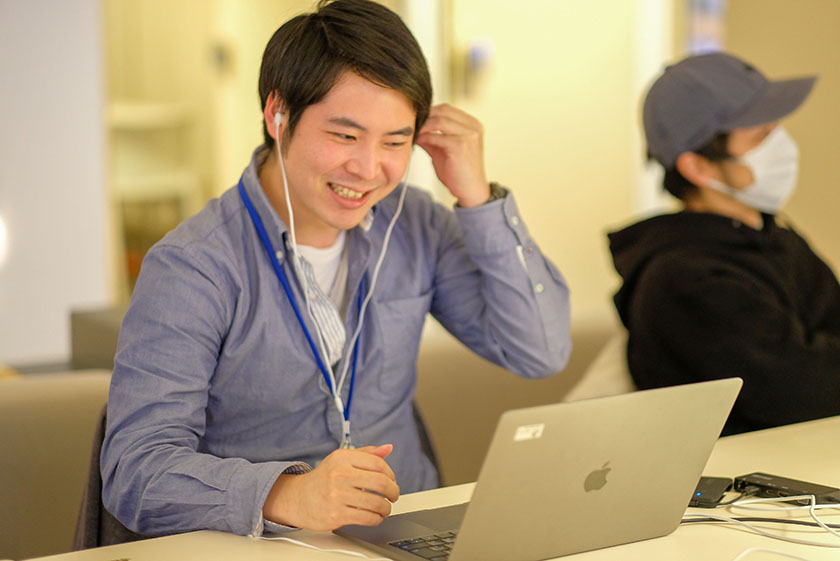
[
  {"x1": 281, "y1": 71, "x2": 416, "y2": 247},
  {"x1": 714, "y1": 122, "x2": 778, "y2": 190}
]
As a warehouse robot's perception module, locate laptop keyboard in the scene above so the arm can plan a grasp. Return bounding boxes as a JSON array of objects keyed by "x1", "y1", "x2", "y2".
[{"x1": 389, "y1": 530, "x2": 458, "y2": 560}]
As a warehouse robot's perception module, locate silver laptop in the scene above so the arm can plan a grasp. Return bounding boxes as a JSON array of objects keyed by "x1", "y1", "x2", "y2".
[{"x1": 336, "y1": 377, "x2": 742, "y2": 561}]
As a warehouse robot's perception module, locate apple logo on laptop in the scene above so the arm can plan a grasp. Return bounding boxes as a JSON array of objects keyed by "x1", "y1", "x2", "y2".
[{"x1": 584, "y1": 461, "x2": 611, "y2": 492}]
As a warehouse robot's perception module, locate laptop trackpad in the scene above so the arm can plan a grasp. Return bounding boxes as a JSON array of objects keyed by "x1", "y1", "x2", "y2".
[
  {"x1": 336, "y1": 502, "x2": 469, "y2": 545},
  {"x1": 396, "y1": 502, "x2": 468, "y2": 531}
]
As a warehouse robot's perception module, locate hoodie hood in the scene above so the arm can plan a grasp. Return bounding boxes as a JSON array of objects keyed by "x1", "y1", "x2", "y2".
[{"x1": 608, "y1": 212, "x2": 775, "y2": 327}]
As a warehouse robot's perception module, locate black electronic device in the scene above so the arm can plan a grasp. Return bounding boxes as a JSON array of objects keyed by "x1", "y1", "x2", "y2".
[
  {"x1": 689, "y1": 476, "x2": 733, "y2": 508},
  {"x1": 734, "y1": 472, "x2": 840, "y2": 504}
]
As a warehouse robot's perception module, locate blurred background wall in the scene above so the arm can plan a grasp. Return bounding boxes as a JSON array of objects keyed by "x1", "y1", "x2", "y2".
[
  {"x1": 2, "y1": 0, "x2": 838, "y2": 369},
  {"x1": 0, "y1": 0, "x2": 111, "y2": 366}
]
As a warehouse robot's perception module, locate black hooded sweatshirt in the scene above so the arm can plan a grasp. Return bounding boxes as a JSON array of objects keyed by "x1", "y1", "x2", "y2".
[{"x1": 609, "y1": 211, "x2": 840, "y2": 435}]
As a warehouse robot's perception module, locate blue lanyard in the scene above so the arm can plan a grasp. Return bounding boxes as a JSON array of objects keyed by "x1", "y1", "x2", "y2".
[{"x1": 238, "y1": 179, "x2": 363, "y2": 421}]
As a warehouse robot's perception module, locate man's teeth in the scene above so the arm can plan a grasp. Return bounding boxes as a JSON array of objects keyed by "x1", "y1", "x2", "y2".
[{"x1": 330, "y1": 183, "x2": 364, "y2": 200}]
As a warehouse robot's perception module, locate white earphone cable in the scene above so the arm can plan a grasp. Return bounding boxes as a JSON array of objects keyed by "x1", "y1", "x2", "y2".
[
  {"x1": 335, "y1": 161, "x2": 411, "y2": 396},
  {"x1": 275, "y1": 115, "x2": 346, "y2": 422},
  {"x1": 274, "y1": 112, "x2": 413, "y2": 444},
  {"x1": 256, "y1": 534, "x2": 391, "y2": 560},
  {"x1": 730, "y1": 547, "x2": 817, "y2": 561}
]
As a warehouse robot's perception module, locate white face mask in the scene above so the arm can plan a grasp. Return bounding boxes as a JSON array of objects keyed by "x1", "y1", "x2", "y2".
[{"x1": 706, "y1": 126, "x2": 799, "y2": 214}]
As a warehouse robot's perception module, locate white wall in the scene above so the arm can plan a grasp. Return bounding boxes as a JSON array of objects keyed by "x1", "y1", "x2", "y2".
[
  {"x1": 0, "y1": 0, "x2": 111, "y2": 365},
  {"x1": 449, "y1": 0, "x2": 673, "y2": 325}
]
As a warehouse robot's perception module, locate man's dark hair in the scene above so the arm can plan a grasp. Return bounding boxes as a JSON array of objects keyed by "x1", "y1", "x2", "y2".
[
  {"x1": 659, "y1": 133, "x2": 731, "y2": 200},
  {"x1": 258, "y1": 0, "x2": 432, "y2": 147}
]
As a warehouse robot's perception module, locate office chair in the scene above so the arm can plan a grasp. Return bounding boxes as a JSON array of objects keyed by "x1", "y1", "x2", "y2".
[
  {"x1": 73, "y1": 407, "x2": 147, "y2": 550},
  {"x1": 564, "y1": 331, "x2": 636, "y2": 402}
]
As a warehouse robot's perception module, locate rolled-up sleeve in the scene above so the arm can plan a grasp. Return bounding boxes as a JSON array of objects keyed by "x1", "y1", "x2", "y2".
[
  {"x1": 100, "y1": 243, "x2": 309, "y2": 536},
  {"x1": 433, "y1": 191, "x2": 571, "y2": 377}
]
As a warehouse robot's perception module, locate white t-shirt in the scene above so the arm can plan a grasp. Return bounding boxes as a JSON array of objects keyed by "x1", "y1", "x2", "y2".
[{"x1": 297, "y1": 230, "x2": 349, "y2": 312}]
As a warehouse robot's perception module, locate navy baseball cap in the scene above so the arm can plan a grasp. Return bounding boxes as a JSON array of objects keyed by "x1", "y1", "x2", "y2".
[{"x1": 643, "y1": 52, "x2": 816, "y2": 168}]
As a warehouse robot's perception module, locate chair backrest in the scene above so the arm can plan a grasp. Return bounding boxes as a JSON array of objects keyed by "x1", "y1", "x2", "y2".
[
  {"x1": 414, "y1": 319, "x2": 615, "y2": 486},
  {"x1": 73, "y1": 406, "x2": 147, "y2": 551},
  {"x1": 0, "y1": 371, "x2": 110, "y2": 560},
  {"x1": 563, "y1": 331, "x2": 636, "y2": 402}
]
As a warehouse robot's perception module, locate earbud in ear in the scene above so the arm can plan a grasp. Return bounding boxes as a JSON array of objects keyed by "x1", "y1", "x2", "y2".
[{"x1": 274, "y1": 112, "x2": 283, "y2": 126}]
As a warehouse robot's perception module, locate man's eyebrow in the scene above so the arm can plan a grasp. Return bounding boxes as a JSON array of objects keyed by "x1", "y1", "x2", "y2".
[
  {"x1": 387, "y1": 126, "x2": 415, "y2": 137},
  {"x1": 328, "y1": 117, "x2": 414, "y2": 136}
]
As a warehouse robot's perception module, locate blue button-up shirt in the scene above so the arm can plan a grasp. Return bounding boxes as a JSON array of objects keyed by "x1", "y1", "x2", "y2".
[{"x1": 101, "y1": 148, "x2": 571, "y2": 537}]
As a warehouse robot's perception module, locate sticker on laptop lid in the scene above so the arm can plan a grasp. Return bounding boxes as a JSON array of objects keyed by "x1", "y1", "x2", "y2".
[{"x1": 514, "y1": 423, "x2": 545, "y2": 442}]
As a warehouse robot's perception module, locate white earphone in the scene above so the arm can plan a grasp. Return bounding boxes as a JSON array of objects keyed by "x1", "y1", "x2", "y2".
[{"x1": 274, "y1": 112, "x2": 282, "y2": 127}]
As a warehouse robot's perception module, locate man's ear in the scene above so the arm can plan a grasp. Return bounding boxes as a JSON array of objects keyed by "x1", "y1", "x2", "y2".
[
  {"x1": 263, "y1": 91, "x2": 287, "y2": 140},
  {"x1": 675, "y1": 152, "x2": 715, "y2": 188}
]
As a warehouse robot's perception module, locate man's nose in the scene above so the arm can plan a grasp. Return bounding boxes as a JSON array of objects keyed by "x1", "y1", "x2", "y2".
[{"x1": 346, "y1": 142, "x2": 380, "y2": 181}]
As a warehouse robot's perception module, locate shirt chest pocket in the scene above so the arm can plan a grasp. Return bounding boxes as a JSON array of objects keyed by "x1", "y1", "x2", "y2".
[{"x1": 371, "y1": 290, "x2": 433, "y2": 394}]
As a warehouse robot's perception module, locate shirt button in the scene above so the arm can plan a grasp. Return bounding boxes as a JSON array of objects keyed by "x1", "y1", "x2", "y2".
[
  {"x1": 535, "y1": 283, "x2": 544, "y2": 294},
  {"x1": 275, "y1": 250, "x2": 284, "y2": 261},
  {"x1": 510, "y1": 216, "x2": 521, "y2": 226}
]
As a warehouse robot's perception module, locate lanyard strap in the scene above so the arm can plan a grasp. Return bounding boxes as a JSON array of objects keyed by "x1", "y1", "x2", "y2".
[{"x1": 238, "y1": 179, "x2": 362, "y2": 422}]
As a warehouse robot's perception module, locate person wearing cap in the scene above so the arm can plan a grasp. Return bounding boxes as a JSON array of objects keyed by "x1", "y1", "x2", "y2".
[{"x1": 608, "y1": 52, "x2": 840, "y2": 435}]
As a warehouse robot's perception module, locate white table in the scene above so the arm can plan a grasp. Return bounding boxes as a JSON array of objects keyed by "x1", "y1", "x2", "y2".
[{"x1": 27, "y1": 416, "x2": 840, "y2": 561}]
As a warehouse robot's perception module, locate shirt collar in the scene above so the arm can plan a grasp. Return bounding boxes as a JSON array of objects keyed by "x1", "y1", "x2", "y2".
[{"x1": 359, "y1": 210, "x2": 374, "y2": 232}]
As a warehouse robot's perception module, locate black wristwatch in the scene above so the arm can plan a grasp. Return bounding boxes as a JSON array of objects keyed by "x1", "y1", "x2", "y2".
[{"x1": 486, "y1": 181, "x2": 507, "y2": 204}]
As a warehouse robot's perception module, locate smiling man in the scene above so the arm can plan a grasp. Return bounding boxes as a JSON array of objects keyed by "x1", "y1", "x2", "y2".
[
  {"x1": 609, "y1": 52, "x2": 840, "y2": 436},
  {"x1": 101, "y1": 0, "x2": 571, "y2": 540}
]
